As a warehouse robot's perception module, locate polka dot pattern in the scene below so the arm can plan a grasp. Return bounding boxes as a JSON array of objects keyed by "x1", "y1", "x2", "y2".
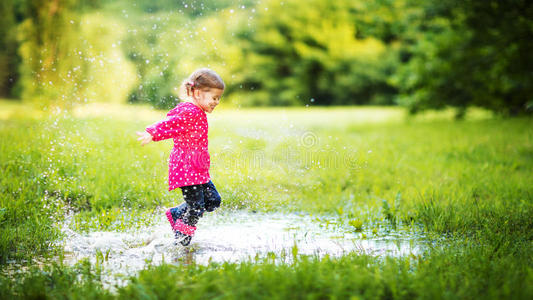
[{"x1": 146, "y1": 102, "x2": 210, "y2": 191}]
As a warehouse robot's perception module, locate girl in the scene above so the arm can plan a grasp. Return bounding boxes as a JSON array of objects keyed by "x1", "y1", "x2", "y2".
[{"x1": 136, "y1": 68, "x2": 224, "y2": 246}]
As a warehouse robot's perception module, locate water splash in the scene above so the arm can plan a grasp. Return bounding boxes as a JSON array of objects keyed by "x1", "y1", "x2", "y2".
[{"x1": 60, "y1": 210, "x2": 426, "y2": 286}]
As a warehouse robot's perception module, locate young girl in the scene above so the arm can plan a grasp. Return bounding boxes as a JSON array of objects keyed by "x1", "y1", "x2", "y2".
[{"x1": 136, "y1": 68, "x2": 224, "y2": 246}]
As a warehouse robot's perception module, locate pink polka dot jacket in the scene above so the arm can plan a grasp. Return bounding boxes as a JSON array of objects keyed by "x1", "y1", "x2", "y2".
[{"x1": 145, "y1": 102, "x2": 210, "y2": 191}]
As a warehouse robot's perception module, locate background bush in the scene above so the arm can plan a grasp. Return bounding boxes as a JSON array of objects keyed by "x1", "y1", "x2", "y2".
[{"x1": 1, "y1": 0, "x2": 531, "y2": 114}]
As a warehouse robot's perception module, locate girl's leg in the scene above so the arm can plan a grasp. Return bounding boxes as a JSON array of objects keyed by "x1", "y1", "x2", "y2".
[
  {"x1": 166, "y1": 203, "x2": 187, "y2": 230},
  {"x1": 173, "y1": 182, "x2": 219, "y2": 246},
  {"x1": 170, "y1": 203, "x2": 187, "y2": 221},
  {"x1": 174, "y1": 184, "x2": 205, "y2": 245},
  {"x1": 180, "y1": 184, "x2": 206, "y2": 227},
  {"x1": 203, "y1": 181, "x2": 222, "y2": 212}
]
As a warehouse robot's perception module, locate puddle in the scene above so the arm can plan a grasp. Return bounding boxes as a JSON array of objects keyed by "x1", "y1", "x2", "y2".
[{"x1": 60, "y1": 210, "x2": 427, "y2": 286}]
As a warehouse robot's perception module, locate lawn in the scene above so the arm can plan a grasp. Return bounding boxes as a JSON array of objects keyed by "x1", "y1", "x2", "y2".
[{"x1": 1, "y1": 100, "x2": 532, "y2": 299}]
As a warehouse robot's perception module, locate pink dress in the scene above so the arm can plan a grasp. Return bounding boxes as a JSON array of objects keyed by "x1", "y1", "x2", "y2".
[{"x1": 145, "y1": 102, "x2": 210, "y2": 191}]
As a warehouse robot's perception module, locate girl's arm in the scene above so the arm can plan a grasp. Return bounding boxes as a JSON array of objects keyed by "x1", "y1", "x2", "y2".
[{"x1": 144, "y1": 112, "x2": 190, "y2": 142}]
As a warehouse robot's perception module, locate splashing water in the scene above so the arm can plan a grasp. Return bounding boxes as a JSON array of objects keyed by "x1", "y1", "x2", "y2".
[{"x1": 60, "y1": 210, "x2": 427, "y2": 287}]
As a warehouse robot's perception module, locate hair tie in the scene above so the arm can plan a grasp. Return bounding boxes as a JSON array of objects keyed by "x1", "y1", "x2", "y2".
[{"x1": 188, "y1": 81, "x2": 195, "y2": 87}]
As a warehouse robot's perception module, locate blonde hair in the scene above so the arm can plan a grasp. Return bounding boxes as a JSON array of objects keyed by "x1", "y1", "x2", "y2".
[{"x1": 178, "y1": 68, "x2": 225, "y2": 100}]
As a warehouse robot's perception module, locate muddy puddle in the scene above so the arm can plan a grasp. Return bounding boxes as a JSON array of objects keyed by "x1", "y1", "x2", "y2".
[{"x1": 60, "y1": 210, "x2": 427, "y2": 286}]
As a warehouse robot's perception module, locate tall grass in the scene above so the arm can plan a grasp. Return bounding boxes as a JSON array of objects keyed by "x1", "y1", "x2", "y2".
[
  {"x1": 1, "y1": 246, "x2": 531, "y2": 299},
  {"x1": 0, "y1": 101, "x2": 532, "y2": 298}
]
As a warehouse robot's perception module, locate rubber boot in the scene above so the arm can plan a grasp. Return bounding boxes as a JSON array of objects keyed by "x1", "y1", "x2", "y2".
[
  {"x1": 165, "y1": 203, "x2": 187, "y2": 231},
  {"x1": 173, "y1": 219, "x2": 196, "y2": 246}
]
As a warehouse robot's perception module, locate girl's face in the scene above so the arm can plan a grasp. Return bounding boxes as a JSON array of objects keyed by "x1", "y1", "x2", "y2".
[{"x1": 192, "y1": 88, "x2": 224, "y2": 113}]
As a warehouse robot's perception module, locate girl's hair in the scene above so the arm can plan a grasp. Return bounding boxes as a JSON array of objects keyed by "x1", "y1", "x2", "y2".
[{"x1": 178, "y1": 68, "x2": 225, "y2": 99}]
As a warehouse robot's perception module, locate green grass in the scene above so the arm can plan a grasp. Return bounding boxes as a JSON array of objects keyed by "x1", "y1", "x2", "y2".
[
  {"x1": 1, "y1": 246, "x2": 531, "y2": 299},
  {"x1": 0, "y1": 100, "x2": 532, "y2": 298}
]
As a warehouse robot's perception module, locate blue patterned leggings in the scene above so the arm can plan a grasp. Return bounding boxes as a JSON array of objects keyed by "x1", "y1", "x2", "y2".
[{"x1": 169, "y1": 180, "x2": 221, "y2": 227}]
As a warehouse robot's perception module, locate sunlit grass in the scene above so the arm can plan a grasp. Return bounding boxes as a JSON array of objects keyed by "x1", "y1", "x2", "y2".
[
  {"x1": 1, "y1": 101, "x2": 532, "y2": 299},
  {"x1": 0, "y1": 99, "x2": 45, "y2": 120},
  {"x1": 0, "y1": 101, "x2": 529, "y2": 233}
]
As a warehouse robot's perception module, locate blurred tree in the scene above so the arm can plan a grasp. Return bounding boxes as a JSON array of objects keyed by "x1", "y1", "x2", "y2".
[
  {"x1": 105, "y1": 0, "x2": 256, "y2": 17},
  {"x1": 0, "y1": 0, "x2": 21, "y2": 98},
  {"x1": 15, "y1": 0, "x2": 136, "y2": 107},
  {"x1": 16, "y1": 0, "x2": 88, "y2": 107},
  {"x1": 394, "y1": 0, "x2": 533, "y2": 116},
  {"x1": 6, "y1": 0, "x2": 530, "y2": 113},
  {"x1": 233, "y1": 0, "x2": 399, "y2": 106},
  {"x1": 119, "y1": 0, "x2": 255, "y2": 109},
  {"x1": 122, "y1": 14, "x2": 187, "y2": 109},
  {"x1": 78, "y1": 13, "x2": 137, "y2": 104}
]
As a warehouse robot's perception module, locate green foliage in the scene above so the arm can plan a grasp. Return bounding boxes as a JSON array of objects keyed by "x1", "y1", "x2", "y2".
[
  {"x1": 0, "y1": 1, "x2": 20, "y2": 98},
  {"x1": 121, "y1": 13, "x2": 187, "y2": 109},
  {"x1": 0, "y1": 261, "x2": 112, "y2": 299},
  {"x1": 16, "y1": 0, "x2": 84, "y2": 107},
  {"x1": 0, "y1": 106, "x2": 171, "y2": 261},
  {"x1": 3, "y1": 0, "x2": 135, "y2": 107},
  {"x1": 394, "y1": 0, "x2": 533, "y2": 116},
  {"x1": 2, "y1": 0, "x2": 532, "y2": 114},
  {"x1": 0, "y1": 118, "x2": 64, "y2": 262},
  {"x1": 117, "y1": 2, "x2": 251, "y2": 109},
  {"x1": 233, "y1": 0, "x2": 397, "y2": 106},
  {"x1": 3, "y1": 249, "x2": 532, "y2": 299},
  {"x1": 114, "y1": 244, "x2": 532, "y2": 299}
]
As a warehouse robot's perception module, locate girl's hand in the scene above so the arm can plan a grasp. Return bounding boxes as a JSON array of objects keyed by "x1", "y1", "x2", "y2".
[{"x1": 136, "y1": 131, "x2": 152, "y2": 146}]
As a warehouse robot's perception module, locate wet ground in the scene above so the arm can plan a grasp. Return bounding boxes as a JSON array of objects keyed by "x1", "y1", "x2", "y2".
[{"x1": 61, "y1": 210, "x2": 426, "y2": 286}]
